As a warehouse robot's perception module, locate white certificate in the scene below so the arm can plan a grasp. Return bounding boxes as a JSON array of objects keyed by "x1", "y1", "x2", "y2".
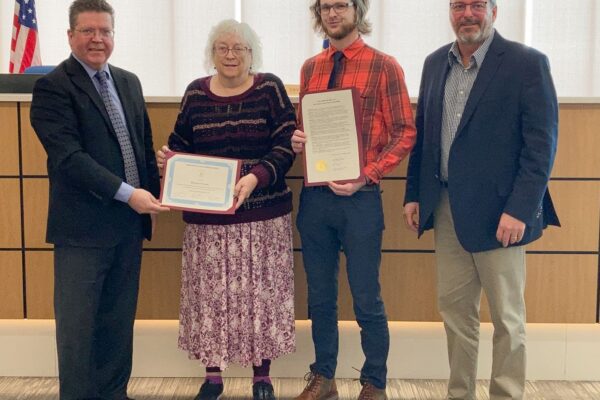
[
  {"x1": 301, "y1": 88, "x2": 365, "y2": 186},
  {"x1": 160, "y1": 152, "x2": 241, "y2": 214}
]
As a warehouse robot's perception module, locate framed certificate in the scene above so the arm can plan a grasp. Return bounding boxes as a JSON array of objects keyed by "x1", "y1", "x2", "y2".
[
  {"x1": 301, "y1": 88, "x2": 365, "y2": 186},
  {"x1": 160, "y1": 152, "x2": 241, "y2": 214}
]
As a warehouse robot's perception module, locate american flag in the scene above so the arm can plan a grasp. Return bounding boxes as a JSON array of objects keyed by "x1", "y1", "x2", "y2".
[{"x1": 10, "y1": 0, "x2": 41, "y2": 73}]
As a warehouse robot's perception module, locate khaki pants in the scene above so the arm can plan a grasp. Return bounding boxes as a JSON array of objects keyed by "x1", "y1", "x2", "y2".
[{"x1": 434, "y1": 189, "x2": 526, "y2": 400}]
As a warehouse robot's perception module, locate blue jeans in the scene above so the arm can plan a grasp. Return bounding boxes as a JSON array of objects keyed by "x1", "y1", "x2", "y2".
[{"x1": 296, "y1": 186, "x2": 389, "y2": 389}]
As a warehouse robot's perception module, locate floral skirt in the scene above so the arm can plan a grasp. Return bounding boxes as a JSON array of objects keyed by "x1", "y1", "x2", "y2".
[{"x1": 178, "y1": 214, "x2": 295, "y2": 369}]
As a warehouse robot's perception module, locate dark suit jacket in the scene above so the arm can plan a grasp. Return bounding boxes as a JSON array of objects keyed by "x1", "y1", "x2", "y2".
[
  {"x1": 30, "y1": 55, "x2": 161, "y2": 247},
  {"x1": 404, "y1": 32, "x2": 560, "y2": 253}
]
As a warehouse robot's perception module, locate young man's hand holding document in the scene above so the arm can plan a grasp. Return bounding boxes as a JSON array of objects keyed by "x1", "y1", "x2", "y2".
[
  {"x1": 301, "y1": 88, "x2": 365, "y2": 186},
  {"x1": 160, "y1": 152, "x2": 241, "y2": 214}
]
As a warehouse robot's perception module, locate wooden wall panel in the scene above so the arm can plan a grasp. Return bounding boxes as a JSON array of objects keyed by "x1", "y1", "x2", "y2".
[
  {"x1": 293, "y1": 252, "x2": 309, "y2": 319},
  {"x1": 524, "y1": 254, "x2": 598, "y2": 323},
  {"x1": 288, "y1": 178, "x2": 303, "y2": 249},
  {"x1": 292, "y1": 252, "x2": 440, "y2": 322},
  {"x1": 476, "y1": 254, "x2": 598, "y2": 323},
  {"x1": 2, "y1": 100, "x2": 598, "y2": 323},
  {"x1": 379, "y1": 253, "x2": 440, "y2": 321},
  {"x1": 136, "y1": 251, "x2": 182, "y2": 319},
  {"x1": 287, "y1": 157, "x2": 304, "y2": 177},
  {"x1": 288, "y1": 179, "x2": 435, "y2": 251},
  {"x1": 20, "y1": 103, "x2": 48, "y2": 176},
  {"x1": 22, "y1": 178, "x2": 51, "y2": 248},
  {"x1": 553, "y1": 105, "x2": 600, "y2": 178},
  {"x1": 143, "y1": 211, "x2": 185, "y2": 249},
  {"x1": 146, "y1": 104, "x2": 180, "y2": 151},
  {"x1": 0, "y1": 252, "x2": 24, "y2": 318},
  {"x1": 529, "y1": 181, "x2": 600, "y2": 252},
  {"x1": 0, "y1": 179, "x2": 22, "y2": 248},
  {"x1": 0, "y1": 103, "x2": 19, "y2": 175},
  {"x1": 381, "y1": 180, "x2": 434, "y2": 250},
  {"x1": 25, "y1": 251, "x2": 54, "y2": 319}
]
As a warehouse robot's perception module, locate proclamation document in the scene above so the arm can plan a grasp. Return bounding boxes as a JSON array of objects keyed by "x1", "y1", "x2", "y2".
[
  {"x1": 160, "y1": 152, "x2": 241, "y2": 214},
  {"x1": 301, "y1": 88, "x2": 364, "y2": 186}
]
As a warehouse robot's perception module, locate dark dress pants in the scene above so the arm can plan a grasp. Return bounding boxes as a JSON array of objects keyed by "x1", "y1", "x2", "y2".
[
  {"x1": 54, "y1": 232, "x2": 143, "y2": 400},
  {"x1": 296, "y1": 186, "x2": 389, "y2": 389}
]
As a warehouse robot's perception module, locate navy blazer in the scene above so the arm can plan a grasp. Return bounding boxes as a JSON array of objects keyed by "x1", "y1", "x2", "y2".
[
  {"x1": 404, "y1": 32, "x2": 560, "y2": 252},
  {"x1": 30, "y1": 55, "x2": 161, "y2": 247}
]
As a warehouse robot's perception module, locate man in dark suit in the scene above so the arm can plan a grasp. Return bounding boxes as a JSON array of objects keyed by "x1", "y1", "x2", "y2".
[
  {"x1": 403, "y1": 1, "x2": 559, "y2": 399},
  {"x1": 30, "y1": 1, "x2": 167, "y2": 399}
]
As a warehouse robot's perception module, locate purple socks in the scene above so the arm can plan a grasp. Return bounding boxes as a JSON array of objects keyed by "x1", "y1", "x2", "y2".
[
  {"x1": 204, "y1": 359, "x2": 271, "y2": 385},
  {"x1": 252, "y1": 359, "x2": 272, "y2": 384},
  {"x1": 205, "y1": 366, "x2": 223, "y2": 385}
]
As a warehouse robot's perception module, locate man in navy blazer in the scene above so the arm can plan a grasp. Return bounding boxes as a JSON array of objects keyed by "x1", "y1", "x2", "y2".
[
  {"x1": 30, "y1": 1, "x2": 167, "y2": 399},
  {"x1": 404, "y1": 1, "x2": 559, "y2": 399}
]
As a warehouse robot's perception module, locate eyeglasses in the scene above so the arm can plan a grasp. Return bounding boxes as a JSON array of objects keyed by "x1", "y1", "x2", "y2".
[
  {"x1": 75, "y1": 28, "x2": 114, "y2": 39},
  {"x1": 318, "y1": 2, "x2": 354, "y2": 15},
  {"x1": 213, "y1": 45, "x2": 251, "y2": 57},
  {"x1": 449, "y1": 1, "x2": 488, "y2": 13}
]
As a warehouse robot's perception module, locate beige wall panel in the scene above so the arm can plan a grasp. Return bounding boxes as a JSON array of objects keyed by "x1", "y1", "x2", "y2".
[
  {"x1": 143, "y1": 211, "x2": 185, "y2": 249},
  {"x1": 293, "y1": 252, "x2": 440, "y2": 322},
  {"x1": 136, "y1": 251, "x2": 182, "y2": 319},
  {"x1": 286, "y1": 157, "x2": 413, "y2": 178},
  {"x1": 553, "y1": 105, "x2": 600, "y2": 178},
  {"x1": 22, "y1": 178, "x2": 51, "y2": 249},
  {"x1": 387, "y1": 159, "x2": 409, "y2": 178},
  {"x1": 288, "y1": 179, "x2": 435, "y2": 251},
  {"x1": 286, "y1": 148, "x2": 412, "y2": 180},
  {"x1": 293, "y1": 252, "x2": 309, "y2": 320},
  {"x1": 288, "y1": 157, "x2": 304, "y2": 178},
  {"x1": 0, "y1": 103, "x2": 19, "y2": 175},
  {"x1": 284, "y1": 84, "x2": 300, "y2": 98},
  {"x1": 22, "y1": 102, "x2": 184, "y2": 176},
  {"x1": 0, "y1": 179, "x2": 22, "y2": 248},
  {"x1": 524, "y1": 254, "x2": 598, "y2": 323},
  {"x1": 147, "y1": 104, "x2": 180, "y2": 153},
  {"x1": 289, "y1": 178, "x2": 303, "y2": 249},
  {"x1": 0, "y1": 252, "x2": 24, "y2": 318},
  {"x1": 381, "y1": 180, "x2": 434, "y2": 250},
  {"x1": 379, "y1": 253, "x2": 440, "y2": 321},
  {"x1": 287, "y1": 104, "x2": 416, "y2": 178},
  {"x1": 20, "y1": 103, "x2": 48, "y2": 176},
  {"x1": 25, "y1": 251, "x2": 54, "y2": 319},
  {"x1": 528, "y1": 181, "x2": 600, "y2": 252},
  {"x1": 477, "y1": 254, "x2": 598, "y2": 323}
]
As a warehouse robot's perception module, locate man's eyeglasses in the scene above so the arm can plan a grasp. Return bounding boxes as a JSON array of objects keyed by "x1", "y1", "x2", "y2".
[
  {"x1": 449, "y1": 1, "x2": 488, "y2": 14},
  {"x1": 213, "y1": 45, "x2": 251, "y2": 57},
  {"x1": 318, "y1": 2, "x2": 354, "y2": 15},
  {"x1": 75, "y1": 28, "x2": 114, "y2": 39}
]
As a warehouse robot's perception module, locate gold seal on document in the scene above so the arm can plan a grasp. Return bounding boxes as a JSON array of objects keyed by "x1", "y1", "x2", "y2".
[{"x1": 315, "y1": 160, "x2": 328, "y2": 172}]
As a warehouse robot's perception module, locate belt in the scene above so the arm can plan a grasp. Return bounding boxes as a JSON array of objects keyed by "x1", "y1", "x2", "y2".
[
  {"x1": 440, "y1": 181, "x2": 448, "y2": 188},
  {"x1": 304, "y1": 183, "x2": 380, "y2": 192}
]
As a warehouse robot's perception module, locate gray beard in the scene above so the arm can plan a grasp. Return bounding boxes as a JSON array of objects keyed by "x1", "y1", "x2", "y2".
[{"x1": 458, "y1": 25, "x2": 492, "y2": 45}]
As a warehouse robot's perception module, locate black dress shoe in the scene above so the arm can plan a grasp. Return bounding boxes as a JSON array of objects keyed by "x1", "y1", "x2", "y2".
[
  {"x1": 195, "y1": 380, "x2": 224, "y2": 400},
  {"x1": 253, "y1": 381, "x2": 276, "y2": 400}
]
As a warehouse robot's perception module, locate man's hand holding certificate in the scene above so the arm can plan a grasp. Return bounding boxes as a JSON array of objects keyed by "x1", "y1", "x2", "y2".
[
  {"x1": 160, "y1": 152, "x2": 241, "y2": 214},
  {"x1": 299, "y1": 88, "x2": 365, "y2": 186}
]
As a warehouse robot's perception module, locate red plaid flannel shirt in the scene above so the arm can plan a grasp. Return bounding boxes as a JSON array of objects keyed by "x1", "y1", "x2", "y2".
[{"x1": 298, "y1": 37, "x2": 416, "y2": 183}]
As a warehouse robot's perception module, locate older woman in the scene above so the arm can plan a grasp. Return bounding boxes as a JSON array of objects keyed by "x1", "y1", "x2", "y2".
[{"x1": 157, "y1": 20, "x2": 296, "y2": 400}]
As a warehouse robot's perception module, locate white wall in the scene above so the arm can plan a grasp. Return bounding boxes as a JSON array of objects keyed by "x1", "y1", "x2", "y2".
[{"x1": 1, "y1": 0, "x2": 599, "y2": 97}]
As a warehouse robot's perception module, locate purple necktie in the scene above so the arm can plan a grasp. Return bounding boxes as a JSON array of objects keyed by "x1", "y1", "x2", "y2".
[{"x1": 95, "y1": 71, "x2": 140, "y2": 188}]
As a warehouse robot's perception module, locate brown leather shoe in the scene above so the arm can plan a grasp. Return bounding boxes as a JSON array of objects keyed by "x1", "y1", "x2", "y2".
[
  {"x1": 357, "y1": 383, "x2": 387, "y2": 400},
  {"x1": 294, "y1": 372, "x2": 338, "y2": 400}
]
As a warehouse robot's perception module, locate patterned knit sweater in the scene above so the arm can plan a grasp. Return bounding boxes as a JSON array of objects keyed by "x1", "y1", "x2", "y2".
[{"x1": 168, "y1": 73, "x2": 296, "y2": 225}]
